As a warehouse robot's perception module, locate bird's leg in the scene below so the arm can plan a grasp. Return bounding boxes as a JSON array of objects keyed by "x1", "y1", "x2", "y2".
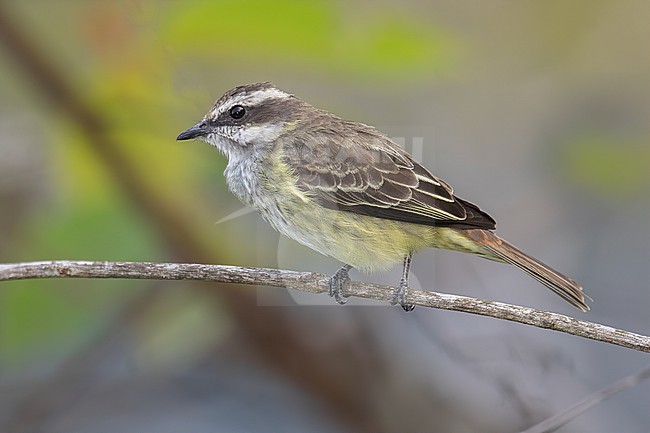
[
  {"x1": 391, "y1": 254, "x2": 415, "y2": 312},
  {"x1": 328, "y1": 264, "x2": 353, "y2": 305}
]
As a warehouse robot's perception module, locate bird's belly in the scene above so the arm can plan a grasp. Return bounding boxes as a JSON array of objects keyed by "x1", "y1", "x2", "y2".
[{"x1": 260, "y1": 198, "x2": 435, "y2": 272}]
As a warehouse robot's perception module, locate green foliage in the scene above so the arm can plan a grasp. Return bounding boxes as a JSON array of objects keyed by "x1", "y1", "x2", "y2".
[
  {"x1": 165, "y1": 0, "x2": 455, "y2": 80},
  {"x1": 562, "y1": 134, "x2": 650, "y2": 198}
]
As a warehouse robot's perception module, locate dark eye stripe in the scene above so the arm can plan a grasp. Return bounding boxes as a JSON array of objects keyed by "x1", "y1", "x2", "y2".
[{"x1": 213, "y1": 95, "x2": 303, "y2": 128}]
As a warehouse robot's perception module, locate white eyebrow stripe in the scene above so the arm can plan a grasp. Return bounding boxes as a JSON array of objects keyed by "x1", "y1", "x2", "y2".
[{"x1": 212, "y1": 88, "x2": 291, "y2": 118}]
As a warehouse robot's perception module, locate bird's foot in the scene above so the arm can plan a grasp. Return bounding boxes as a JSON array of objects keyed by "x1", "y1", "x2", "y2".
[
  {"x1": 328, "y1": 264, "x2": 352, "y2": 305},
  {"x1": 390, "y1": 280, "x2": 415, "y2": 312}
]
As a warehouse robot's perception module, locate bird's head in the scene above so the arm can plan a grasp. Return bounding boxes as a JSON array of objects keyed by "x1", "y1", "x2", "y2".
[{"x1": 177, "y1": 82, "x2": 308, "y2": 159}]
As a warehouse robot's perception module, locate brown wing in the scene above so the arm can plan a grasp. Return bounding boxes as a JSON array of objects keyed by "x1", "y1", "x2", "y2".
[{"x1": 283, "y1": 115, "x2": 496, "y2": 230}]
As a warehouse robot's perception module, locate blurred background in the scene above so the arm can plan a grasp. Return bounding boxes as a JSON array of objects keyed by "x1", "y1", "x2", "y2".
[{"x1": 0, "y1": 1, "x2": 649, "y2": 432}]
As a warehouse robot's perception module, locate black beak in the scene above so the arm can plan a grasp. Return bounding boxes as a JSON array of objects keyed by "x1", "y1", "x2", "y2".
[{"x1": 177, "y1": 122, "x2": 208, "y2": 141}]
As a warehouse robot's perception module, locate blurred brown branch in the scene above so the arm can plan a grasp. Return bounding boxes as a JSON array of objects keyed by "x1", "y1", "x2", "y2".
[{"x1": 2, "y1": 260, "x2": 649, "y2": 354}]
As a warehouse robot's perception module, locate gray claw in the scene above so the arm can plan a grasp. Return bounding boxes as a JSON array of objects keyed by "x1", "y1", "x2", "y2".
[
  {"x1": 391, "y1": 281, "x2": 415, "y2": 312},
  {"x1": 328, "y1": 265, "x2": 352, "y2": 305}
]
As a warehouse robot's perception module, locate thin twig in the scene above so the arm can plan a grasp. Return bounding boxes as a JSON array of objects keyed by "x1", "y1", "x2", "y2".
[
  {"x1": 1, "y1": 260, "x2": 649, "y2": 354},
  {"x1": 520, "y1": 364, "x2": 650, "y2": 433}
]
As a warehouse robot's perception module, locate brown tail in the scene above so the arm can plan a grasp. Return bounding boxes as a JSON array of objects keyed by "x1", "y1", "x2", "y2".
[{"x1": 464, "y1": 229, "x2": 589, "y2": 312}]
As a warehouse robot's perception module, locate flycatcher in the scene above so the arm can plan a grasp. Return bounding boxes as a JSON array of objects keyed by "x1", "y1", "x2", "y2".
[{"x1": 177, "y1": 82, "x2": 588, "y2": 312}]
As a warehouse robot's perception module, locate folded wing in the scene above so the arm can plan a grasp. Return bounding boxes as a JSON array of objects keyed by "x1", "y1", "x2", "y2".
[{"x1": 283, "y1": 116, "x2": 496, "y2": 230}]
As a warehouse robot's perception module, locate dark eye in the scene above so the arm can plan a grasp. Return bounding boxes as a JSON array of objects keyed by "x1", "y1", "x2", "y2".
[{"x1": 229, "y1": 105, "x2": 246, "y2": 119}]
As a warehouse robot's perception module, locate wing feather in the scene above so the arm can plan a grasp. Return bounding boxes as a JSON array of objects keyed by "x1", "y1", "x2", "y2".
[{"x1": 282, "y1": 115, "x2": 496, "y2": 229}]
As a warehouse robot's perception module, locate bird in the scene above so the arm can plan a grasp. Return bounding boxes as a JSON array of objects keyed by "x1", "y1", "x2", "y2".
[{"x1": 177, "y1": 82, "x2": 588, "y2": 312}]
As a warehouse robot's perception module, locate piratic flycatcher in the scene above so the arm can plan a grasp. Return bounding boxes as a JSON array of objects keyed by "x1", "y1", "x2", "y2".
[{"x1": 177, "y1": 82, "x2": 588, "y2": 312}]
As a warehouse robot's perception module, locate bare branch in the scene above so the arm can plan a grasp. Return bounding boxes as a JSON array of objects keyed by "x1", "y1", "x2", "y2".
[
  {"x1": 520, "y1": 364, "x2": 650, "y2": 433},
  {"x1": 1, "y1": 260, "x2": 649, "y2": 353}
]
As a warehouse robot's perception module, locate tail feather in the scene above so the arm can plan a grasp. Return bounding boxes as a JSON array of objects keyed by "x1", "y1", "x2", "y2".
[{"x1": 464, "y1": 229, "x2": 589, "y2": 312}]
